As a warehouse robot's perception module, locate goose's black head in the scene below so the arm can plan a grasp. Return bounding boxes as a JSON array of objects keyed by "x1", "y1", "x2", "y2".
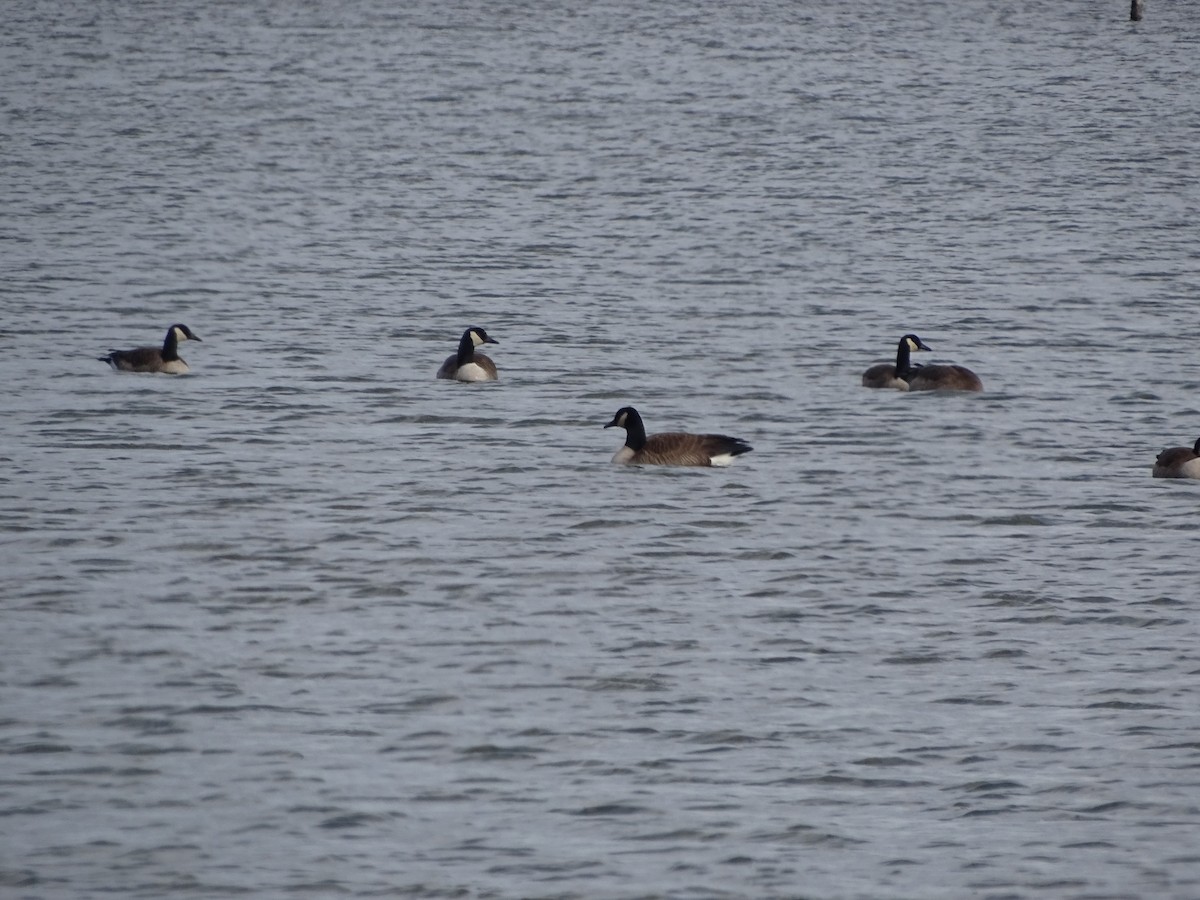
[
  {"x1": 467, "y1": 326, "x2": 498, "y2": 347},
  {"x1": 169, "y1": 324, "x2": 201, "y2": 343},
  {"x1": 901, "y1": 333, "x2": 930, "y2": 353},
  {"x1": 605, "y1": 406, "x2": 646, "y2": 450},
  {"x1": 605, "y1": 407, "x2": 637, "y2": 430}
]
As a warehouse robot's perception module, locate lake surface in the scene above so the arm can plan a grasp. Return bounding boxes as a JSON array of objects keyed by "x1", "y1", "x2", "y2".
[{"x1": 3, "y1": 1, "x2": 1199, "y2": 898}]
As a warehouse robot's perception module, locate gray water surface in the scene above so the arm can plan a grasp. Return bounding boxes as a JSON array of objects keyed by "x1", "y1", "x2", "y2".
[{"x1": 3, "y1": 2, "x2": 1200, "y2": 898}]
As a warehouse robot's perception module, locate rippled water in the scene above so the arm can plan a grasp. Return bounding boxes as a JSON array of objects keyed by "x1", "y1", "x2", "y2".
[{"x1": 4, "y1": 1, "x2": 1200, "y2": 898}]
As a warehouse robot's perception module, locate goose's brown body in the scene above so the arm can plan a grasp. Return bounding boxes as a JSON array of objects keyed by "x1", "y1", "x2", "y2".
[
  {"x1": 861, "y1": 363, "x2": 910, "y2": 390},
  {"x1": 1153, "y1": 439, "x2": 1200, "y2": 479},
  {"x1": 907, "y1": 364, "x2": 984, "y2": 392}
]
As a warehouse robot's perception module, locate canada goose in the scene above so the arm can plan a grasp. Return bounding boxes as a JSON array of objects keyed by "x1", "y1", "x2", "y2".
[
  {"x1": 604, "y1": 406, "x2": 753, "y2": 467},
  {"x1": 862, "y1": 333, "x2": 931, "y2": 390},
  {"x1": 864, "y1": 333, "x2": 983, "y2": 392},
  {"x1": 436, "y1": 326, "x2": 499, "y2": 382},
  {"x1": 1152, "y1": 438, "x2": 1200, "y2": 479},
  {"x1": 99, "y1": 323, "x2": 201, "y2": 374}
]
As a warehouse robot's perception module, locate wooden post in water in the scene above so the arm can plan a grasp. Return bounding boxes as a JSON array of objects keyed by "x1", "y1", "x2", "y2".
[{"x1": 1130, "y1": 0, "x2": 1143, "y2": 21}]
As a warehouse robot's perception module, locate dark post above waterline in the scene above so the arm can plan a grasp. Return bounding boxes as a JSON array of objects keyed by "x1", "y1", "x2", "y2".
[{"x1": 1130, "y1": 0, "x2": 1143, "y2": 21}]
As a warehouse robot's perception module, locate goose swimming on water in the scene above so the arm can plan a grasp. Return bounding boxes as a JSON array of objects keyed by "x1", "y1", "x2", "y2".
[
  {"x1": 863, "y1": 333, "x2": 983, "y2": 392},
  {"x1": 1152, "y1": 437, "x2": 1200, "y2": 479},
  {"x1": 604, "y1": 406, "x2": 753, "y2": 467},
  {"x1": 437, "y1": 326, "x2": 499, "y2": 382},
  {"x1": 98, "y1": 323, "x2": 202, "y2": 374},
  {"x1": 862, "y1": 333, "x2": 931, "y2": 390}
]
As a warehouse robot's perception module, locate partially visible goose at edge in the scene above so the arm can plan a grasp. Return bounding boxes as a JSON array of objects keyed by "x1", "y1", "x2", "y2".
[
  {"x1": 437, "y1": 326, "x2": 499, "y2": 382},
  {"x1": 1152, "y1": 437, "x2": 1200, "y2": 479},
  {"x1": 605, "y1": 406, "x2": 753, "y2": 467},
  {"x1": 862, "y1": 333, "x2": 931, "y2": 390},
  {"x1": 99, "y1": 323, "x2": 202, "y2": 374}
]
